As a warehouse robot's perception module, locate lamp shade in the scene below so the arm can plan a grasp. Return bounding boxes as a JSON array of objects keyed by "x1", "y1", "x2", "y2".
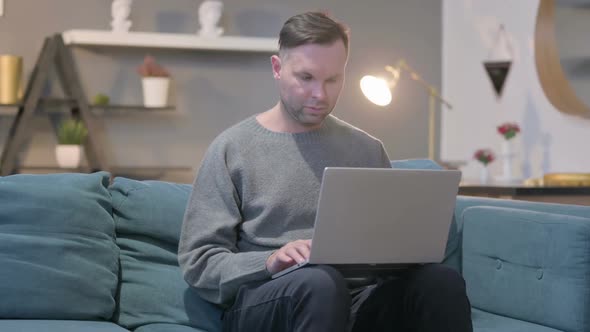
[{"x1": 360, "y1": 75, "x2": 392, "y2": 106}]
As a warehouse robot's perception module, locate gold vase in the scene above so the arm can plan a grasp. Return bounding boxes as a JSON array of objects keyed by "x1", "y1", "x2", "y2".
[{"x1": 0, "y1": 55, "x2": 23, "y2": 104}]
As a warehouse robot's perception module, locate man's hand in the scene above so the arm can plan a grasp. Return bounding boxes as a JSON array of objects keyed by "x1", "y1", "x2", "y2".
[{"x1": 266, "y1": 239, "x2": 312, "y2": 275}]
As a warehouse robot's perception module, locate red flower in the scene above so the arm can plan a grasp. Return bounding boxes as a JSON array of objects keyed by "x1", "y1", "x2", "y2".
[
  {"x1": 497, "y1": 122, "x2": 520, "y2": 140},
  {"x1": 474, "y1": 149, "x2": 495, "y2": 166}
]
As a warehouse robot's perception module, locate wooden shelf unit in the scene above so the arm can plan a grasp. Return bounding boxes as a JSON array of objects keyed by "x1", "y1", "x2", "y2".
[{"x1": 1, "y1": 30, "x2": 277, "y2": 177}]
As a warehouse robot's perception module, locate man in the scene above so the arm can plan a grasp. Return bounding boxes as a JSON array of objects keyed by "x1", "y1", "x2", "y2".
[{"x1": 178, "y1": 11, "x2": 472, "y2": 332}]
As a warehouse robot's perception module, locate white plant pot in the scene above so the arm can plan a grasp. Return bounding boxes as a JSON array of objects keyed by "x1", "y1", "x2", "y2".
[
  {"x1": 55, "y1": 145, "x2": 82, "y2": 169},
  {"x1": 142, "y1": 77, "x2": 170, "y2": 107}
]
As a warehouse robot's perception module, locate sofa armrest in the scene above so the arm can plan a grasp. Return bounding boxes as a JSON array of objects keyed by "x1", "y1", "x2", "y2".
[{"x1": 462, "y1": 206, "x2": 590, "y2": 332}]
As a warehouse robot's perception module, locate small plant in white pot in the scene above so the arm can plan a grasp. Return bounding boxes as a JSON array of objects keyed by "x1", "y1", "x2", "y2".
[
  {"x1": 137, "y1": 55, "x2": 170, "y2": 108},
  {"x1": 55, "y1": 119, "x2": 88, "y2": 169}
]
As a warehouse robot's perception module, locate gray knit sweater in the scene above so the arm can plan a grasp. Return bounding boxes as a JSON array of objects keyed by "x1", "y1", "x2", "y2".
[{"x1": 178, "y1": 114, "x2": 391, "y2": 306}]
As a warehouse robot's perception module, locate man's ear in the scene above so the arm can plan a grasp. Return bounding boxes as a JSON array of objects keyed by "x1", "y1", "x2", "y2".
[{"x1": 270, "y1": 55, "x2": 282, "y2": 80}]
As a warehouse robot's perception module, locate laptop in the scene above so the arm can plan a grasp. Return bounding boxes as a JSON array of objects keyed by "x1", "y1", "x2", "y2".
[{"x1": 271, "y1": 167, "x2": 461, "y2": 279}]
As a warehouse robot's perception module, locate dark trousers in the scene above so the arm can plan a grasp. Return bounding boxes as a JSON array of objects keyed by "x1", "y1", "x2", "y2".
[{"x1": 222, "y1": 264, "x2": 473, "y2": 332}]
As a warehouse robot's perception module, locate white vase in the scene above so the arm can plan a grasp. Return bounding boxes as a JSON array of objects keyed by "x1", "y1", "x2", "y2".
[
  {"x1": 142, "y1": 77, "x2": 170, "y2": 108},
  {"x1": 500, "y1": 140, "x2": 514, "y2": 182},
  {"x1": 479, "y1": 166, "x2": 490, "y2": 184},
  {"x1": 55, "y1": 145, "x2": 82, "y2": 168}
]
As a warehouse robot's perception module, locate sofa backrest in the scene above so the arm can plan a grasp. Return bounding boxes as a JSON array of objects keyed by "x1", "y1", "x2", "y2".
[
  {"x1": 109, "y1": 177, "x2": 222, "y2": 332},
  {"x1": 462, "y1": 206, "x2": 590, "y2": 332},
  {"x1": 0, "y1": 172, "x2": 119, "y2": 320},
  {"x1": 452, "y1": 194, "x2": 590, "y2": 272}
]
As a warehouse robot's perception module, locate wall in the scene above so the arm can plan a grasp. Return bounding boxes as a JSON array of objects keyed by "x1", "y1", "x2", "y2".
[
  {"x1": 0, "y1": 0, "x2": 442, "y2": 182},
  {"x1": 442, "y1": 0, "x2": 590, "y2": 182}
]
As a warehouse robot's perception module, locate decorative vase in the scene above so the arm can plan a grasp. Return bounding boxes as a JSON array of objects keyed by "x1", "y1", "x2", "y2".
[
  {"x1": 111, "y1": 0, "x2": 133, "y2": 32},
  {"x1": 479, "y1": 166, "x2": 490, "y2": 184},
  {"x1": 0, "y1": 55, "x2": 23, "y2": 104},
  {"x1": 141, "y1": 77, "x2": 170, "y2": 107},
  {"x1": 500, "y1": 140, "x2": 514, "y2": 182},
  {"x1": 55, "y1": 145, "x2": 82, "y2": 168},
  {"x1": 197, "y1": 0, "x2": 224, "y2": 37}
]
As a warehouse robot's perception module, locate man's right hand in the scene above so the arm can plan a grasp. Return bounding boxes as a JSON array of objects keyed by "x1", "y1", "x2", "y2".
[{"x1": 266, "y1": 239, "x2": 312, "y2": 275}]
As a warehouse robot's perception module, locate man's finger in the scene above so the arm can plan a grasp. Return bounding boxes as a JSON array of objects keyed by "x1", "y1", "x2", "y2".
[
  {"x1": 276, "y1": 251, "x2": 294, "y2": 265},
  {"x1": 293, "y1": 243, "x2": 311, "y2": 260},
  {"x1": 285, "y1": 247, "x2": 306, "y2": 264}
]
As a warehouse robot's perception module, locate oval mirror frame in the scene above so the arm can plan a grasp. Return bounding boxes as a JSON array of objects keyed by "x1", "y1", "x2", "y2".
[{"x1": 535, "y1": 0, "x2": 590, "y2": 118}]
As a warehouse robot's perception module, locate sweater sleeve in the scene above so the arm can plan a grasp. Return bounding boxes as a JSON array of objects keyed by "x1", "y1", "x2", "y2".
[
  {"x1": 379, "y1": 141, "x2": 392, "y2": 168},
  {"x1": 373, "y1": 139, "x2": 392, "y2": 168},
  {"x1": 178, "y1": 139, "x2": 273, "y2": 307}
]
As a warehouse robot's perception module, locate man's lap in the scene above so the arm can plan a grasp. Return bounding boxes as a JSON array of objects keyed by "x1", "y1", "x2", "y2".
[{"x1": 223, "y1": 264, "x2": 465, "y2": 331}]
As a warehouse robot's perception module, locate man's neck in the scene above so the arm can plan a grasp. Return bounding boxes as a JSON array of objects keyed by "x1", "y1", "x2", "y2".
[{"x1": 256, "y1": 102, "x2": 322, "y2": 134}]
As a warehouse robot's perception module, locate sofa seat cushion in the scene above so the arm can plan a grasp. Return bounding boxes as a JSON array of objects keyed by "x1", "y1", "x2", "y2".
[
  {"x1": 0, "y1": 172, "x2": 119, "y2": 320},
  {"x1": 134, "y1": 323, "x2": 208, "y2": 332},
  {"x1": 0, "y1": 320, "x2": 129, "y2": 332},
  {"x1": 472, "y1": 309, "x2": 564, "y2": 332},
  {"x1": 110, "y1": 178, "x2": 222, "y2": 332},
  {"x1": 462, "y1": 206, "x2": 590, "y2": 332}
]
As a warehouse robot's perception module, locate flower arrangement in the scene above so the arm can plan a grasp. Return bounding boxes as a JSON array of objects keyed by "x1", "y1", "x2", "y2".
[
  {"x1": 474, "y1": 149, "x2": 495, "y2": 166},
  {"x1": 497, "y1": 122, "x2": 520, "y2": 140},
  {"x1": 137, "y1": 55, "x2": 170, "y2": 77}
]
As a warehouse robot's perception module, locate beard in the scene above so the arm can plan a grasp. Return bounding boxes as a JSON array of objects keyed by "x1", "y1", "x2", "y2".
[{"x1": 280, "y1": 98, "x2": 332, "y2": 129}]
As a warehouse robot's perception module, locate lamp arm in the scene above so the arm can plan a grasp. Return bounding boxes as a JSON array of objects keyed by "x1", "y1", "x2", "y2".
[{"x1": 386, "y1": 60, "x2": 453, "y2": 110}]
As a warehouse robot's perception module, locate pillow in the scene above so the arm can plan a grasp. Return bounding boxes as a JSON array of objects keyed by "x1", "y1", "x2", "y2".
[
  {"x1": 462, "y1": 206, "x2": 590, "y2": 332},
  {"x1": 0, "y1": 172, "x2": 118, "y2": 320},
  {"x1": 110, "y1": 177, "x2": 222, "y2": 332}
]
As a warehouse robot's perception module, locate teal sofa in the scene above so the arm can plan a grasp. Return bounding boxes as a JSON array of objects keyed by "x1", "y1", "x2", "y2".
[{"x1": 0, "y1": 162, "x2": 589, "y2": 331}]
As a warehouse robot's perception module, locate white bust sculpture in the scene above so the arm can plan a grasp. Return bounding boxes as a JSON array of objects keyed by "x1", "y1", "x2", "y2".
[
  {"x1": 111, "y1": 0, "x2": 133, "y2": 32},
  {"x1": 198, "y1": 0, "x2": 224, "y2": 37}
]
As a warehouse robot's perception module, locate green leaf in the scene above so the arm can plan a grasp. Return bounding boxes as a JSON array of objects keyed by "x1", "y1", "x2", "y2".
[{"x1": 57, "y1": 119, "x2": 88, "y2": 145}]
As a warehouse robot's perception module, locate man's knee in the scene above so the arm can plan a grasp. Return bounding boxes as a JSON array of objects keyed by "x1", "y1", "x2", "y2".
[
  {"x1": 411, "y1": 264, "x2": 467, "y2": 295},
  {"x1": 287, "y1": 265, "x2": 351, "y2": 305},
  {"x1": 290, "y1": 265, "x2": 349, "y2": 292}
]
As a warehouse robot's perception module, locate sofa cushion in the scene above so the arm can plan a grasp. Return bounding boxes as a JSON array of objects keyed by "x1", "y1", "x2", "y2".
[
  {"x1": 0, "y1": 172, "x2": 118, "y2": 320},
  {"x1": 462, "y1": 206, "x2": 590, "y2": 332},
  {"x1": 472, "y1": 308, "x2": 564, "y2": 332},
  {"x1": 134, "y1": 323, "x2": 207, "y2": 332},
  {"x1": 390, "y1": 158, "x2": 443, "y2": 170},
  {"x1": 0, "y1": 320, "x2": 130, "y2": 332},
  {"x1": 110, "y1": 177, "x2": 222, "y2": 332}
]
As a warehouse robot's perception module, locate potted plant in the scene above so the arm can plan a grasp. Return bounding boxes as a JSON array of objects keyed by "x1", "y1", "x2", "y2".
[
  {"x1": 55, "y1": 119, "x2": 88, "y2": 168},
  {"x1": 137, "y1": 55, "x2": 170, "y2": 107}
]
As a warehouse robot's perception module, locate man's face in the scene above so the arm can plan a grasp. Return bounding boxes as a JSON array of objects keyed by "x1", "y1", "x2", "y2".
[{"x1": 271, "y1": 40, "x2": 348, "y2": 131}]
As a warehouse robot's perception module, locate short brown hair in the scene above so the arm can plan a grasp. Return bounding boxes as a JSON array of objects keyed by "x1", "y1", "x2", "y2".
[{"x1": 278, "y1": 12, "x2": 349, "y2": 55}]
